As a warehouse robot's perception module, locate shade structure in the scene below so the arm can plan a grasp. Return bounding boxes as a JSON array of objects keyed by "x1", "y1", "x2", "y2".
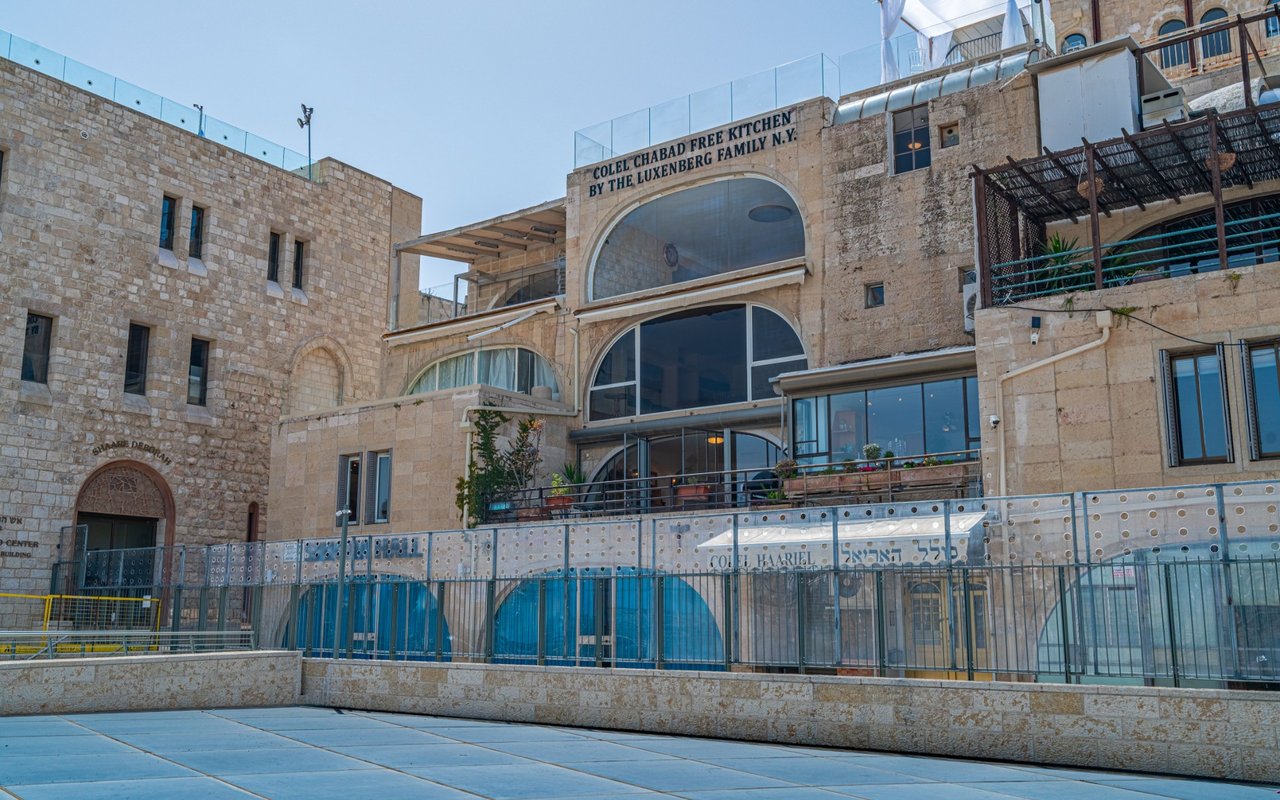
[{"x1": 895, "y1": 0, "x2": 1036, "y2": 37}]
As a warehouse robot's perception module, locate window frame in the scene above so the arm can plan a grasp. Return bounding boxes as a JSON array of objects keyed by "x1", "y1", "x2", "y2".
[
  {"x1": 267, "y1": 231, "x2": 282, "y2": 283},
  {"x1": 124, "y1": 323, "x2": 151, "y2": 396},
  {"x1": 292, "y1": 239, "x2": 306, "y2": 290},
  {"x1": 366, "y1": 450, "x2": 392, "y2": 524},
  {"x1": 1268, "y1": 0, "x2": 1280, "y2": 38},
  {"x1": 1242, "y1": 339, "x2": 1280, "y2": 460},
  {"x1": 1161, "y1": 346, "x2": 1233, "y2": 467},
  {"x1": 1198, "y1": 9, "x2": 1231, "y2": 59},
  {"x1": 187, "y1": 337, "x2": 210, "y2": 407},
  {"x1": 1158, "y1": 19, "x2": 1190, "y2": 68},
  {"x1": 865, "y1": 282, "x2": 885, "y2": 308},
  {"x1": 21, "y1": 312, "x2": 53, "y2": 384},
  {"x1": 159, "y1": 195, "x2": 177, "y2": 251},
  {"x1": 407, "y1": 346, "x2": 560, "y2": 400},
  {"x1": 892, "y1": 104, "x2": 931, "y2": 175},
  {"x1": 337, "y1": 454, "x2": 362, "y2": 524},
  {"x1": 1062, "y1": 33, "x2": 1088, "y2": 52},
  {"x1": 189, "y1": 205, "x2": 205, "y2": 260}
]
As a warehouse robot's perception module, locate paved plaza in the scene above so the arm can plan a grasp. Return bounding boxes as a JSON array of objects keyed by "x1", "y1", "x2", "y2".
[{"x1": 0, "y1": 707, "x2": 1273, "y2": 799}]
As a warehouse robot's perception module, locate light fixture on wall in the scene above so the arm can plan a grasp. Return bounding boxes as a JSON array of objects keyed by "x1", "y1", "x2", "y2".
[
  {"x1": 707, "y1": 434, "x2": 724, "y2": 445},
  {"x1": 748, "y1": 204, "x2": 793, "y2": 223}
]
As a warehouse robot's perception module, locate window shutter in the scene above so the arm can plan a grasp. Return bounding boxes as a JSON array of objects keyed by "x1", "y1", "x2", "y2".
[
  {"x1": 335, "y1": 456, "x2": 347, "y2": 525},
  {"x1": 1241, "y1": 343, "x2": 1260, "y2": 461},
  {"x1": 1159, "y1": 351, "x2": 1179, "y2": 468},
  {"x1": 1217, "y1": 343, "x2": 1234, "y2": 464}
]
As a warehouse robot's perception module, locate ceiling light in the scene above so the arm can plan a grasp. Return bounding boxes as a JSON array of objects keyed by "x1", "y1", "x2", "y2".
[
  {"x1": 707, "y1": 434, "x2": 724, "y2": 445},
  {"x1": 748, "y1": 204, "x2": 794, "y2": 223}
]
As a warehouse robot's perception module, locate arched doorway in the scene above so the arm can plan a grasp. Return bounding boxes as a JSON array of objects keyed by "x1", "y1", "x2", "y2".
[
  {"x1": 72, "y1": 460, "x2": 175, "y2": 591},
  {"x1": 292, "y1": 577, "x2": 450, "y2": 660}
]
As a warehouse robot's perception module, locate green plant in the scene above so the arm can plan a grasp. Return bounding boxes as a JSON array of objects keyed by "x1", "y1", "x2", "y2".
[
  {"x1": 862, "y1": 443, "x2": 882, "y2": 462},
  {"x1": 883, "y1": 450, "x2": 896, "y2": 461},
  {"x1": 765, "y1": 489, "x2": 787, "y2": 502},
  {"x1": 921, "y1": 456, "x2": 940, "y2": 467},
  {"x1": 901, "y1": 460, "x2": 918, "y2": 469},
  {"x1": 558, "y1": 462, "x2": 586, "y2": 485},
  {"x1": 773, "y1": 458, "x2": 798, "y2": 479},
  {"x1": 454, "y1": 408, "x2": 545, "y2": 527},
  {"x1": 841, "y1": 460, "x2": 857, "y2": 473},
  {"x1": 1037, "y1": 233, "x2": 1092, "y2": 295},
  {"x1": 1225, "y1": 270, "x2": 1243, "y2": 294}
]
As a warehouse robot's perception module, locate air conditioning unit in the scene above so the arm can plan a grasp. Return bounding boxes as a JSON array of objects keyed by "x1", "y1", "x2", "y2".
[
  {"x1": 1141, "y1": 88, "x2": 1187, "y2": 130},
  {"x1": 963, "y1": 282, "x2": 979, "y2": 334}
]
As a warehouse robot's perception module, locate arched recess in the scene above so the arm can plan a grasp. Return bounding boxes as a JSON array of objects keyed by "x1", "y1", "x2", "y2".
[
  {"x1": 287, "y1": 335, "x2": 353, "y2": 415},
  {"x1": 73, "y1": 459, "x2": 177, "y2": 586},
  {"x1": 1116, "y1": 194, "x2": 1280, "y2": 276},
  {"x1": 291, "y1": 576, "x2": 451, "y2": 659},
  {"x1": 586, "y1": 173, "x2": 809, "y2": 302}
]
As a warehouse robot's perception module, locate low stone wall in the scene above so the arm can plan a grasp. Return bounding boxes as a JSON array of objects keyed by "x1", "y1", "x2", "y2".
[
  {"x1": 302, "y1": 659, "x2": 1279, "y2": 783},
  {"x1": 0, "y1": 651, "x2": 301, "y2": 715}
]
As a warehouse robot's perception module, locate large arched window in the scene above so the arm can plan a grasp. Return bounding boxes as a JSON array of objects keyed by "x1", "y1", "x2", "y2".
[
  {"x1": 408, "y1": 347, "x2": 559, "y2": 400},
  {"x1": 1124, "y1": 195, "x2": 1280, "y2": 278},
  {"x1": 588, "y1": 304, "x2": 806, "y2": 421},
  {"x1": 1061, "y1": 33, "x2": 1087, "y2": 52},
  {"x1": 1199, "y1": 9, "x2": 1231, "y2": 58},
  {"x1": 590, "y1": 178, "x2": 804, "y2": 301},
  {"x1": 1158, "y1": 19, "x2": 1189, "y2": 68}
]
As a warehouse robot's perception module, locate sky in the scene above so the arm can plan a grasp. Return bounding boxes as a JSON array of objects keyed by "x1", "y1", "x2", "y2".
[{"x1": 2, "y1": 0, "x2": 881, "y2": 288}]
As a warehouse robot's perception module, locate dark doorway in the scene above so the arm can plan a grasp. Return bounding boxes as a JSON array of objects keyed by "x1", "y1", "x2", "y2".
[{"x1": 77, "y1": 513, "x2": 157, "y2": 589}]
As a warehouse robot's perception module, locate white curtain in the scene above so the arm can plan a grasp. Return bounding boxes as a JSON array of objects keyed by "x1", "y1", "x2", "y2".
[
  {"x1": 881, "y1": 0, "x2": 908, "y2": 83},
  {"x1": 1001, "y1": 0, "x2": 1028, "y2": 49},
  {"x1": 479, "y1": 349, "x2": 516, "y2": 392},
  {"x1": 917, "y1": 30, "x2": 954, "y2": 70}
]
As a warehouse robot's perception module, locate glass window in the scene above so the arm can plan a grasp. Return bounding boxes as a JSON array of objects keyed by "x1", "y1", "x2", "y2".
[
  {"x1": 923, "y1": 379, "x2": 967, "y2": 455},
  {"x1": 1167, "y1": 350, "x2": 1231, "y2": 464},
  {"x1": 370, "y1": 451, "x2": 392, "y2": 523},
  {"x1": 124, "y1": 323, "x2": 149, "y2": 396},
  {"x1": 159, "y1": 195, "x2": 176, "y2": 251},
  {"x1": 189, "y1": 205, "x2": 205, "y2": 260},
  {"x1": 187, "y1": 337, "x2": 209, "y2": 406},
  {"x1": 1159, "y1": 20, "x2": 1189, "y2": 68},
  {"x1": 21, "y1": 312, "x2": 52, "y2": 384},
  {"x1": 590, "y1": 178, "x2": 804, "y2": 300},
  {"x1": 865, "y1": 283, "x2": 885, "y2": 308},
  {"x1": 1247, "y1": 343, "x2": 1280, "y2": 458},
  {"x1": 1199, "y1": 9, "x2": 1231, "y2": 58},
  {"x1": 292, "y1": 240, "x2": 305, "y2": 289},
  {"x1": 267, "y1": 232, "x2": 281, "y2": 283},
  {"x1": 867, "y1": 383, "x2": 924, "y2": 456},
  {"x1": 893, "y1": 105, "x2": 931, "y2": 175},
  {"x1": 1268, "y1": 0, "x2": 1279, "y2": 38},
  {"x1": 338, "y1": 454, "x2": 360, "y2": 523},
  {"x1": 830, "y1": 391, "x2": 866, "y2": 463},
  {"x1": 1062, "y1": 33, "x2": 1088, "y2": 52},
  {"x1": 408, "y1": 348, "x2": 558, "y2": 400}
]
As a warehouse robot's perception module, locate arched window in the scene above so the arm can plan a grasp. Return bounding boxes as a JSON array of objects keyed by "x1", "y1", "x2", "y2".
[
  {"x1": 1158, "y1": 19, "x2": 1189, "y2": 68},
  {"x1": 1124, "y1": 195, "x2": 1280, "y2": 278},
  {"x1": 1268, "y1": 0, "x2": 1279, "y2": 38},
  {"x1": 590, "y1": 178, "x2": 804, "y2": 301},
  {"x1": 1061, "y1": 33, "x2": 1087, "y2": 52},
  {"x1": 588, "y1": 304, "x2": 806, "y2": 421},
  {"x1": 408, "y1": 347, "x2": 559, "y2": 400},
  {"x1": 1199, "y1": 9, "x2": 1231, "y2": 58}
]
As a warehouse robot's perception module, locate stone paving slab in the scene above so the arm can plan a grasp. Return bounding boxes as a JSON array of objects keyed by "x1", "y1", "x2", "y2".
[{"x1": 0, "y1": 707, "x2": 1273, "y2": 799}]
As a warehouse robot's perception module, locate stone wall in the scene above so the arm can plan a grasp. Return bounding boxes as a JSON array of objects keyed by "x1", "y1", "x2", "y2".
[
  {"x1": 0, "y1": 58, "x2": 420, "y2": 599},
  {"x1": 0, "y1": 651, "x2": 300, "y2": 715},
  {"x1": 301, "y1": 659, "x2": 1280, "y2": 783}
]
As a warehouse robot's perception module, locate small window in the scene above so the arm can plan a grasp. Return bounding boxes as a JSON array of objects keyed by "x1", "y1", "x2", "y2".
[
  {"x1": 1062, "y1": 33, "x2": 1088, "y2": 52},
  {"x1": 1199, "y1": 9, "x2": 1231, "y2": 59},
  {"x1": 21, "y1": 312, "x2": 52, "y2": 384},
  {"x1": 939, "y1": 123, "x2": 959, "y2": 149},
  {"x1": 865, "y1": 282, "x2": 885, "y2": 308},
  {"x1": 893, "y1": 105, "x2": 931, "y2": 174},
  {"x1": 189, "y1": 205, "x2": 205, "y2": 260},
  {"x1": 292, "y1": 240, "x2": 305, "y2": 290},
  {"x1": 267, "y1": 232, "x2": 281, "y2": 283},
  {"x1": 159, "y1": 195, "x2": 177, "y2": 251},
  {"x1": 367, "y1": 451, "x2": 392, "y2": 523},
  {"x1": 124, "y1": 323, "x2": 150, "y2": 396},
  {"x1": 1244, "y1": 342, "x2": 1280, "y2": 459},
  {"x1": 337, "y1": 454, "x2": 361, "y2": 523},
  {"x1": 1159, "y1": 20, "x2": 1190, "y2": 68},
  {"x1": 1163, "y1": 349, "x2": 1232, "y2": 465},
  {"x1": 1268, "y1": 0, "x2": 1279, "y2": 38},
  {"x1": 187, "y1": 337, "x2": 210, "y2": 406}
]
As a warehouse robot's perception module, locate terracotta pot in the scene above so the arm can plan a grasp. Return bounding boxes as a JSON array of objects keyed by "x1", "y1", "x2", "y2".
[
  {"x1": 897, "y1": 464, "x2": 967, "y2": 487},
  {"x1": 546, "y1": 495, "x2": 574, "y2": 508}
]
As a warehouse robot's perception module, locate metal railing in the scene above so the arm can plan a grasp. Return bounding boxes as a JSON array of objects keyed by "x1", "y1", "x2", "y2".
[
  {"x1": 943, "y1": 32, "x2": 1004, "y2": 66},
  {"x1": 988, "y1": 210, "x2": 1280, "y2": 305},
  {"x1": 480, "y1": 451, "x2": 980, "y2": 525},
  {"x1": 0, "y1": 28, "x2": 314, "y2": 177},
  {"x1": 0, "y1": 629, "x2": 255, "y2": 660},
  {"x1": 278, "y1": 558, "x2": 1280, "y2": 686}
]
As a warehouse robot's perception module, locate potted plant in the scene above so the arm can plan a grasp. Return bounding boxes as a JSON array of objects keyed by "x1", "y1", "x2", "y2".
[
  {"x1": 859, "y1": 443, "x2": 893, "y2": 490},
  {"x1": 546, "y1": 463, "x2": 585, "y2": 509},
  {"x1": 898, "y1": 455, "x2": 968, "y2": 488},
  {"x1": 675, "y1": 476, "x2": 713, "y2": 499}
]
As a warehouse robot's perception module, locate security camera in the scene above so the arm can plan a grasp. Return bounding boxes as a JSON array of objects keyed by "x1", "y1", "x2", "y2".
[{"x1": 989, "y1": 415, "x2": 1001, "y2": 429}]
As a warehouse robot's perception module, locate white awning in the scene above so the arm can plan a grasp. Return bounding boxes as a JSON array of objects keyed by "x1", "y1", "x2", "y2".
[
  {"x1": 696, "y1": 512, "x2": 983, "y2": 555},
  {"x1": 898, "y1": 0, "x2": 1035, "y2": 37}
]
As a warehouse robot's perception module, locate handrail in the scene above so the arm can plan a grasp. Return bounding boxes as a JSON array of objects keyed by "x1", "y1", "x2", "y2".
[{"x1": 0, "y1": 629, "x2": 255, "y2": 660}]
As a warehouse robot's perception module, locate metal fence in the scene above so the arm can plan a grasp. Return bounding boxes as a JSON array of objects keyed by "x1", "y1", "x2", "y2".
[
  {"x1": 0, "y1": 630, "x2": 254, "y2": 660},
  {"x1": 260, "y1": 558, "x2": 1279, "y2": 686}
]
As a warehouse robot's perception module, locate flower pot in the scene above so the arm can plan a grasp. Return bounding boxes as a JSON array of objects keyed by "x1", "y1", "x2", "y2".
[
  {"x1": 546, "y1": 495, "x2": 574, "y2": 508},
  {"x1": 516, "y1": 507, "x2": 551, "y2": 522},
  {"x1": 860, "y1": 470, "x2": 894, "y2": 491},
  {"x1": 675, "y1": 484, "x2": 713, "y2": 498},
  {"x1": 897, "y1": 464, "x2": 967, "y2": 488}
]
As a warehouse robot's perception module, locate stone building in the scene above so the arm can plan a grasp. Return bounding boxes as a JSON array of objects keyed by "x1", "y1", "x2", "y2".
[{"x1": 0, "y1": 44, "x2": 420, "y2": 612}]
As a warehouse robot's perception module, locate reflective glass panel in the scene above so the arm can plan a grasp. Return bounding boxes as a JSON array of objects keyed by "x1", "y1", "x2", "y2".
[
  {"x1": 639, "y1": 305, "x2": 747, "y2": 414},
  {"x1": 752, "y1": 306, "x2": 804, "y2": 361},
  {"x1": 1251, "y1": 346, "x2": 1280, "y2": 457},
  {"x1": 923, "y1": 379, "x2": 966, "y2": 455},
  {"x1": 866, "y1": 383, "x2": 924, "y2": 456},
  {"x1": 594, "y1": 330, "x2": 635, "y2": 386},
  {"x1": 829, "y1": 391, "x2": 867, "y2": 463}
]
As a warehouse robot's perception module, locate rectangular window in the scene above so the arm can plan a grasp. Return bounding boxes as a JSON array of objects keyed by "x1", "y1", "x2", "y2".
[
  {"x1": 267, "y1": 232, "x2": 281, "y2": 283},
  {"x1": 189, "y1": 205, "x2": 205, "y2": 260},
  {"x1": 892, "y1": 105, "x2": 931, "y2": 174},
  {"x1": 187, "y1": 337, "x2": 209, "y2": 406},
  {"x1": 159, "y1": 195, "x2": 177, "y2": 251},
  {"x1": 1163, "y1": 348, "x2": 1232, "y2": 465},
  {"x1": 1245, "y1": 341, "x2": 1280, "y2": 459},
  {"x1": 865, "y1": 282, "x2": 885, "y2": 308},
  {"x1": 292, "y1": 240, "x2": 305, "y2": 289},
  {"x1": 338, "y1": 454, "x2": 361, "y2": 523},
  {"x1": 366, "y1": 451, "x2": 392, "y2": 523},
  {"x1": 21, "y1": 312, "x2": 52, "y2": 384},
  {"x1": 124, "y1": 323, "x2": 150, "y2": 396}
]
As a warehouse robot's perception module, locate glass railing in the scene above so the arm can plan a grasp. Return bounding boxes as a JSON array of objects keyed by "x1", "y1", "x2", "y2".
[{"x1": 0, "y1": 28, "x2": 314, "y2": 178}]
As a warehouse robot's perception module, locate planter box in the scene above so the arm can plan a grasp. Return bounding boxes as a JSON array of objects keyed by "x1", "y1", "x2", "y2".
[
  {"x1": 545, "y1": 495, "x2": 574, "y2": 509},
  {"x1": 783, "y1": 472, "x2": 891, "y2": 496},
  {"x1": 897, "y1": 464, "x2": 967, "y2": 488},
  {"x1": 676, "y1": 484, "x2": 714, "y2": 499},
  {"x1": 516, "y1": 507, "x2": 551, "y2": 522}
]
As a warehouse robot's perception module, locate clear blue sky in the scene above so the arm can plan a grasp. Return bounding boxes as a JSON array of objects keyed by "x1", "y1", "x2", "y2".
[{"x1": 2, "y1": 0, "x2": 879, "y2": 287}]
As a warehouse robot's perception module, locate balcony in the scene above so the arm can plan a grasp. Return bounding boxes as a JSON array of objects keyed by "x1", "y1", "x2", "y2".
[{"x1": 478, "y1": 451, "x2": 981, "y2": 525}]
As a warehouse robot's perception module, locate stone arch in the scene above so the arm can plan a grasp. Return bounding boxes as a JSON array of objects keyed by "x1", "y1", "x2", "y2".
[
  {"x1": 74, "y1": 459, "x2": 177, "y2": 550},
  {"x1": 287, "y1": 335, "x2": 353, "y2": 415}
]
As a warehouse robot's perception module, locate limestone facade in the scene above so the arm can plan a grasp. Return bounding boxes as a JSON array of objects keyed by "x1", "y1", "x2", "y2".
[{"x1": 0, "y1": 57, "x2": 420, "y2": 600}]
